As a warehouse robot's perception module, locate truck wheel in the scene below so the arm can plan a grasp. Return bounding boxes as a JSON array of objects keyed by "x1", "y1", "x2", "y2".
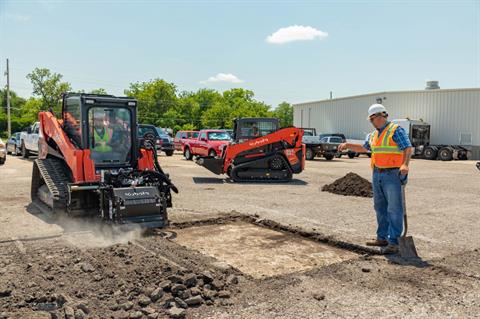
[
  {"x1": 165, "y1": 150, "x2": 174, "y2": 156},
  {"x1": 457, "y1": 150, "x2": 468, "y2": 160},
  {"x1": 305, "y1": 148, "x2": 315, "y2": 160},
  {"x1": 208, "y1": 150, "x2": 217, "y2": 157},
  {"x1": 183, "y1": 147, "x2": 193, "y2": 160},
  {"x1": 21, "y1": 142, "x2": 30, "y2": 158},
  {"x1": 348, "y1": 152, "x2": 356, "y2": 159},
  {"x1": 438, "y1": 147, "x2": 453, "y2": 161},
  {"x1": 423, "y1": 146, "x2": 437, "y2": 160},
  {"x1": 324, "y1": 154, "x2": 334, "y2": 161}
]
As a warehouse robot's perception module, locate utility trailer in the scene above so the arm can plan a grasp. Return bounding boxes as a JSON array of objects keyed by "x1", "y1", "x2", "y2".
[{"x1": 392, "y1": 119, "x2": 470, "y2": 161}]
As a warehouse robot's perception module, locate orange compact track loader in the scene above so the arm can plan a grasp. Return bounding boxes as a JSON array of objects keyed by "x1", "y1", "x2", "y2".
[
  {"x1": 197, "y1": 118, "x2": 305, "y2": 182},
  {"x1": 31, "y1": 93, "x2": 177, "y2": 228}
]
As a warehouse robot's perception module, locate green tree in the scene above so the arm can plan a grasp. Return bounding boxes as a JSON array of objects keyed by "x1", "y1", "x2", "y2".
[
  {"x1": 124, "y1": 79, "x2": 178, "y2": 125},
  {"x1": 20, "y1": 98, "x2": 43, "y2": 123},
  {"x1": 26, "y1": 68, "x2": 71, "y2": 112},
  {"x1": 201, "y1": 102, "x2": 233, "y2": 129},
  {"x1": 273, "y1": 102, "x2": 293, "y2": 127},
  {"x1": 0, "y1": 89, "x2": 26, "y2": 118}
]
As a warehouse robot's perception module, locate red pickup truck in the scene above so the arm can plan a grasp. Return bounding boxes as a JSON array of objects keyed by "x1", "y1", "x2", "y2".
[
  {"x1": 174, "y1": 130, "x2": 199, "y2": 151},
  {"x1": 183, "y1": 130, "x2": 231, "y2": 160}
]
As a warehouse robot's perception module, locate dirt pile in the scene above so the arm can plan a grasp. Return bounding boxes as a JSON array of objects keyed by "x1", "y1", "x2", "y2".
[
  {"x1": 321, "y1": 172, "x2": 373, "y2": 198},
  {"x1": 0, "y1": 238, "x2": 240, "y2": 319}
]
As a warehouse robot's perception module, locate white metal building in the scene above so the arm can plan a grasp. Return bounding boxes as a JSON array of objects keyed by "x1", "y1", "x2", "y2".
[{"x1": 293, "y1": 86, "x2": 480, "y2": 159}]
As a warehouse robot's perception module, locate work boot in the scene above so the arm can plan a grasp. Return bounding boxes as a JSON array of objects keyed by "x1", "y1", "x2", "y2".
[
  {"x1": 366, "y1": 239, "x2": 388, "y2": 247},
  {"x1": 380, "y1": 244, "x2": 399, "y2": 255}
]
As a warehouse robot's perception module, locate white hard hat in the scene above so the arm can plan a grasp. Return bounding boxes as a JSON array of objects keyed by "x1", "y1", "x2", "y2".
[{"x1": 367, "y1": 104, "x2": 388, "y2": 119}]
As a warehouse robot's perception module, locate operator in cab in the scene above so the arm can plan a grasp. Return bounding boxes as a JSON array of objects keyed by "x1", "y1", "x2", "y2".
[
  {"x1": 338, "y1": 104, "x2": 413, "y2": 254},
  {"x1": 91, "y1": 112, "x2": 113, "y2": 153}
]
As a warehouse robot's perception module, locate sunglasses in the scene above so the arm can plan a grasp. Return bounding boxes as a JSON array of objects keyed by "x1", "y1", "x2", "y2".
[{"x1": 369, "y1": 113, "x2": 384, "y2": 122}]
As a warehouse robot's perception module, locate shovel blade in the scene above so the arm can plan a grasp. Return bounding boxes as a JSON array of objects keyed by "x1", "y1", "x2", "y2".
[{"x1": 399, "y1": 236, "x2": 419, "y2": 259}]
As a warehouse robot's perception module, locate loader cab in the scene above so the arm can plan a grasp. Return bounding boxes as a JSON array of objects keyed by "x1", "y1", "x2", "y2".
[
  {"x1": 232, "y1": 118, "x2": 280, "y2": 143},
  {"x1": 62, "y1": 93, "x2": 139, "y2": 169}
]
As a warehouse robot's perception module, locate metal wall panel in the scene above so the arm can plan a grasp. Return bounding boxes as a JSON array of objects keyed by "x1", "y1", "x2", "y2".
[{"x1": 294, "y1": 89, "x2": 480, "y2": 152}]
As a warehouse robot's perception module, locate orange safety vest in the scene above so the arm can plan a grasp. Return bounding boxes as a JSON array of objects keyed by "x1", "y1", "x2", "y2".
[{"x1": 369, "y1": 122, "x2": 404, "y2": 169}]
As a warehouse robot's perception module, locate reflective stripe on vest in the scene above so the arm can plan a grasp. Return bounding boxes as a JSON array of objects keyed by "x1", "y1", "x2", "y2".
[{"x1": 370, "y1": 122, "x2": 404, "y2": 168}]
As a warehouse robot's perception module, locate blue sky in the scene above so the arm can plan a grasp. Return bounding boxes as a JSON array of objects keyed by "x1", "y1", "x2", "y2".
[{"x1": 0, "y1": 0, "x2": 479, "y2": 107}]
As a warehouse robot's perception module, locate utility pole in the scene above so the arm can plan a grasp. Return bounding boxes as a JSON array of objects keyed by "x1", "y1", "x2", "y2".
[{"x1": 5, "y1": 58, "x2": 11, "y2": 137}]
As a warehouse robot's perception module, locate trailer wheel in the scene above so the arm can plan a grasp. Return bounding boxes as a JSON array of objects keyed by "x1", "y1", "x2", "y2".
[
  {"x1": 438, "y1": 147, "x2": 453, "y2": 161},
  {"x1": 348, "y1": 152, "x2": 356, "y2": 159},
  {"x1": 423, "y1": 146, "x2": 437, "y2": 160},
  {"x1": 183, "y1": 147, "x2": 193, "y2": 160},
  {"x1": 457, "y1": 150, "x2": 468, "y2": 160},
  {"x1": 305, "y1": 148, "x2": 315, "y2": 160},
  {"x1": 324, "y1": 154, "x2": 334, "y2": 161}
]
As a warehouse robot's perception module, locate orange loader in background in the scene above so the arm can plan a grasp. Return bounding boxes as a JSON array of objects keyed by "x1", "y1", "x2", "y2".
[{"x1": 197, "y1": 118, "x2": 305, "y2": 182}]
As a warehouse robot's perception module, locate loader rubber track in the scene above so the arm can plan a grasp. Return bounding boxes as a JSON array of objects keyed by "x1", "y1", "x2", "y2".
[{"x1": 31, "y1": 158, "x2": 71, "y2": 215}]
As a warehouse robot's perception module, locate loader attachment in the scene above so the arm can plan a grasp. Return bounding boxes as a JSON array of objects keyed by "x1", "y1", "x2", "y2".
[{"x1": 196, "y1": 156, "x2": 224, "y2": 175}]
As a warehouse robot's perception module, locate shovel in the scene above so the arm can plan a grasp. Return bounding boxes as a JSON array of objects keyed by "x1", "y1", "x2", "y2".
[{"x1": 398, "y1": 174, "x2": 419, "y2": 259}]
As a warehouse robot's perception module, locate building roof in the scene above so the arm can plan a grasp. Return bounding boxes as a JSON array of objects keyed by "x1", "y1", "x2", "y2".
[{"x1": 293, "y1": 87, "x2": 480, "y2": 107}]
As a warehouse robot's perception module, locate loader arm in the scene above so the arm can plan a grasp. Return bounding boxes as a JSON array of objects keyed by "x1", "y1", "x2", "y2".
[{"x1": 38, "y1": 111, "x2": 96, "y2": 183}]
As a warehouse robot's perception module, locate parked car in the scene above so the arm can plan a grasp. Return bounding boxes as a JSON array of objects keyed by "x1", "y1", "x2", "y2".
[
  {"x1": 19, "y1": 122, "x2": 40, "y2": 158},
  {"x1": 138, "y1": 124, "x2": 174, "y2": 156},
  {"x1": 183, "y1": 129, "x2": 231, "y2": 160},
  {"x1": 174, "y1": 130, "x2": 199, "y2": 151},
  {"x1": 0, "y1": 138, "x2": 6, "y2": 165},
  {"x1": 6, "y1": 132, "x2": 22, "y2": 156}
]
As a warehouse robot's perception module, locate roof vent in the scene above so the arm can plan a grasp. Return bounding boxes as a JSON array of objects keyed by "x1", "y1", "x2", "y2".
[{"x1": 425, "y1": 81, "x2": 440, "y2": 90}]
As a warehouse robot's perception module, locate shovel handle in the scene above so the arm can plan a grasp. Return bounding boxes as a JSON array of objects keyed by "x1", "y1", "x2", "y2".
[{"x1": 400, "y1": 175, "x2": 408, "y2": 237}]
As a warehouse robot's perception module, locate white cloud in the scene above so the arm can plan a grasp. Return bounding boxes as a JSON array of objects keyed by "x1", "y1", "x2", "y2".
[
  {"x1": 266, "y1": 25, "x2": 328, "y2": 44},
  {"x1": 202, "y1": 73, "x2": 244, "y2": 84},
  {"x1": 6, "y1": 13, "x2": 31, "y2": 22}
]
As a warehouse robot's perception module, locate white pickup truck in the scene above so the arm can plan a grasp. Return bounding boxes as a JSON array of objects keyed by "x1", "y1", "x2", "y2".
[{"x1": 19, "y1": 122, "x2": 40, "y2": 158}]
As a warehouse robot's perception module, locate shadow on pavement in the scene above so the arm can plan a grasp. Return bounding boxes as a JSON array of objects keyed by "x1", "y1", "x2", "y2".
[
  {"x1": 192, "y1": 176, "x2": 308, "y2": 185},
  {"x1": 385, "y1": 254, "x2": 431, "y2": 268}
]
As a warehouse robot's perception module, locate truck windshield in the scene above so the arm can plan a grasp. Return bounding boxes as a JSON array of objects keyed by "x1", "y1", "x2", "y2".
[
  {"x1": 88, "y1": 107, "x2": 132, "y2": 165},
  {"x1": 208, "y1": 131, "x2": 231, "y2": 141}
]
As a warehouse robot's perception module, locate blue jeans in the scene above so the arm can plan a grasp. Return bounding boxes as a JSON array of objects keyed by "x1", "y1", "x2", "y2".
[{"x1": 372, "y1": 168, "x2": 404, "y2": 245}]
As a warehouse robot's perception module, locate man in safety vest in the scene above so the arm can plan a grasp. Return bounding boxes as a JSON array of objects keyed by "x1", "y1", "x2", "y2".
[
  {"x1": 338, "y1": 104, "x2": 413, "y2": 254},
  {"x1": 92, "y1": 114, "x2": 113, "y2": 153}
]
